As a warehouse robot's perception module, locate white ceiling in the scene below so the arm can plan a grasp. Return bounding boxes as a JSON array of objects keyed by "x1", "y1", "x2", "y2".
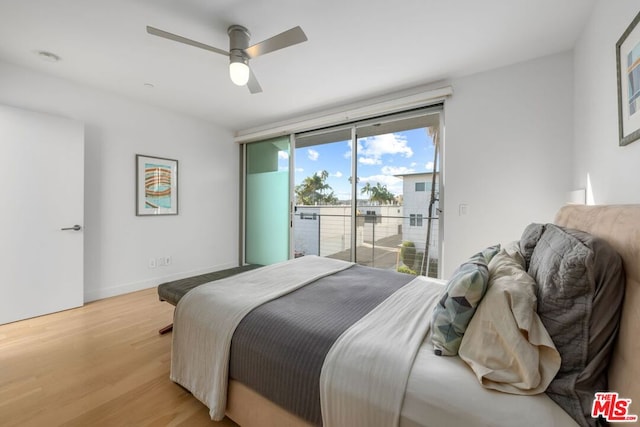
[{"x1": 0, "y1": 0, "x2": 596, "y2": 131}]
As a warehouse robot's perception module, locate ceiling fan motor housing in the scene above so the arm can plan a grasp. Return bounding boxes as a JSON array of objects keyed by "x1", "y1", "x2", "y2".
[{"x1": 228, "y1": 25, "x2": 250, "y2": 65}]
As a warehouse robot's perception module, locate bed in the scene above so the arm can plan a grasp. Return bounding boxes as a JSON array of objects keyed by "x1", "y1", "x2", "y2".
[{"x1": 169, "y1": 204, "x2": 639, "y2": 427}]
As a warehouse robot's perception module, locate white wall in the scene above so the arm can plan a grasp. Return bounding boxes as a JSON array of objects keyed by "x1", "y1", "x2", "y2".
[
  {"x1": 573, "y1": 0, "x2": 640, "y2": 204},
  {"x1": 0, "y1": 60, "x2": 238, "y2": 301},
  {"x1": 443, "y1": 52, "x2": 574, "y2": 276}
]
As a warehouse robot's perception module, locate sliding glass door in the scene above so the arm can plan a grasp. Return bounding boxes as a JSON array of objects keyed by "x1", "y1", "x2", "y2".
[
  {"x1": 292, "y1": 127, "x2": 353, "y2": 260},
  {"x1": 242, "y1": 105, "x2": 443, "y2": 277},
  {"x1": 353, "y1": 113, "x2": 441, "y2": 276}
]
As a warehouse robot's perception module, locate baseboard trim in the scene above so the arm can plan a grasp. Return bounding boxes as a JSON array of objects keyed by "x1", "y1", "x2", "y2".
[{"x1": 83, "y1": 262, "x2": 238, "y2": 302}]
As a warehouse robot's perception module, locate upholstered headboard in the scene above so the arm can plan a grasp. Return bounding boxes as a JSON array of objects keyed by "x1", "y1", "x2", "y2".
[{"x1": 554, "y1": 204, "x2": 640, "y2": 411}]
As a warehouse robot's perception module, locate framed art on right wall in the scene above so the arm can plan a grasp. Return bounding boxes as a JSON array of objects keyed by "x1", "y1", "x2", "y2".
[{"x1": 616, "y1": 10, "x2": 640, "y2": 146}]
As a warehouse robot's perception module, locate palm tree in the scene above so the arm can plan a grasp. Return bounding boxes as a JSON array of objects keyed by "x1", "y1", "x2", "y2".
[
  {"x1": 370, "y1": 183, "x2": 395, "y2": 205},
  {"x1": 360, "y1": 182, "x2": 373, "y2": 199},
  {"x1": 295, "y1": 170, "x2": 338, "y2": 205},
  {"x1": 361, "y1": 182, "x2": 394, "y2": 205}
]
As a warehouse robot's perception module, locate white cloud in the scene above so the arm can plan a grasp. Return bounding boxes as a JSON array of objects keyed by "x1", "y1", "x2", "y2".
[
  {"x1": 359, "y1": 174, "x2": 403, "y2": 195},
  {"x1": 360, "y1": 174, "x2": 402, "y2": 186},
  {"x1": 308, "y1": 149, "x2": 319, "y2": 161},
  {"x1": 410, "y1": 162, "x2": 417, "y2": 167},
  {"x1": 425, "y1": 161, "x2": 434, "y2": 171},
  {"x1": 332, "y1": 171, "x2": 343, "y2": 178},
  {"x1": 359, "y1": 157, "x2": 381, "y2": 165},
  {"x1": 295, "y1": 167, "x2": 304, "y2": 173},
  {"x1": 278, "y1": 151, "x2": 289, "y2": 160},
  {"x1": 357, "y1": 133, "x2": 413, "y2": 165},
  {"x1": 381, "y1": 165, "x2": 415, "y2": 175}
]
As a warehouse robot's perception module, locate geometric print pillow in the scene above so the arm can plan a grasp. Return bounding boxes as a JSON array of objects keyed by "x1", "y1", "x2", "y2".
[{"x1": 431, "y1": 244, "x2": 500, "y2": 356}]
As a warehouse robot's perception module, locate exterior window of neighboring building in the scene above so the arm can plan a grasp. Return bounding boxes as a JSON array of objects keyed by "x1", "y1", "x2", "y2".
[
  {"x1": 409, "y1": 213, "x2": 423, "y2": 227},
  {"x1": 301, "y1": 212, "x2": 317, "y2": 220},
  {"x1": 415, "y1": 182, "x2": 426, "y2": 192},
  {"x1": 364, "y1": 210, "x2": 380, "y2": 224}
]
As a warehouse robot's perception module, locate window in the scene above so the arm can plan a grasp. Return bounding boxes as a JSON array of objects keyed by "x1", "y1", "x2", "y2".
[
  {"x1": 410, "y1": 213, "x2": 423, "y2": 227},
  {"x1": 415, "y1": 182, "x2": 426, "y2": 192},
  {"x1": 301, "y1": 212, "x2": 317, "y2": 220},
  {"x1": 364, "y1": 210, "x2": 380, "y2": 224}
]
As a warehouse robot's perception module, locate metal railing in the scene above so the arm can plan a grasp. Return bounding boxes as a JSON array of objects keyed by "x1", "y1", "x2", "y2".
[{"x1": 293, "y1": 211, "x2": 439, "y2": 278}]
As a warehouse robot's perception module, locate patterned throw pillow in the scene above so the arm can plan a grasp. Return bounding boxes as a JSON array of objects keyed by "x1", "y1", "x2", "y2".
[{"x1": 431, "y1": 245, "x2": 500, "y2": 356}]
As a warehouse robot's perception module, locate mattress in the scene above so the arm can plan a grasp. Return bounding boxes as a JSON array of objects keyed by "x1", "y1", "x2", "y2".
[{"x1": 400, "y1": 335, "x2": 579, "y2": 427}]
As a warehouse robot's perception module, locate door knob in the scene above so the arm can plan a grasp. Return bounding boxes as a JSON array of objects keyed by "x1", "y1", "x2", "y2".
[{"x1": 61, "y1": 225, "x2": 82, "y2": 231}]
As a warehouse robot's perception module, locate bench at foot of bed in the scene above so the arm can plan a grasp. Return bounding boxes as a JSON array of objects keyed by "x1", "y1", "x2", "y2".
[{"x1": 156, "y1": 264, "x2": 262, "y2": 334}]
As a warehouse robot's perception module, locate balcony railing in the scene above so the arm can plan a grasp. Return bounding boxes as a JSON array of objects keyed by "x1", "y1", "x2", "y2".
[{"x1": 293, "y1": 211, "x2": 439, "y2": 278}]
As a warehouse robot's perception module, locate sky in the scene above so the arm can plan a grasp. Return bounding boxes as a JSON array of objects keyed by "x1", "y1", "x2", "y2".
[{"x1": 279, "y1": 127, "x2": 436, "y2": 201}]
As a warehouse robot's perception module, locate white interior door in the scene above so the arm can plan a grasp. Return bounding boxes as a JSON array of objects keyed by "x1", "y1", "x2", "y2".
[{"x1": 0, "y1": 104, "x2": 84, "y2": 325}]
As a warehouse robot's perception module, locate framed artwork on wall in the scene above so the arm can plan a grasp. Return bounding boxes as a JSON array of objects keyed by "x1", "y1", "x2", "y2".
[
  {"x1": 616, "y1": 10, "x2": 640, "y2": 146},
  {"x1": 136, "y1": 154, "x2": 179, "y2": 216}
]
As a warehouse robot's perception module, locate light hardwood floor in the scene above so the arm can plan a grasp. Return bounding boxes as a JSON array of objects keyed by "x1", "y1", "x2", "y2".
[{"x1": 0, "y1": 288, "x2": 238, "y2": 427}]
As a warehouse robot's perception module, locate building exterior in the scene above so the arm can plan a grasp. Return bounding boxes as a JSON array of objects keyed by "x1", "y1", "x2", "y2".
[{"x1": 395, "y1": 172, "x2": 440, "y2": 263}]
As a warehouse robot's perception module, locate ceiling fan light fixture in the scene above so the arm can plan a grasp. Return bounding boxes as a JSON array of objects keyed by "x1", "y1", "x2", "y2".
[{"x1": 229, "y1": 61, "x2": 250, "y2": 86}]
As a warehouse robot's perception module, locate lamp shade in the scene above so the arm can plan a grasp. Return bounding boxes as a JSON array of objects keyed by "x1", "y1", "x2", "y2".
[{"x1": 229, "y1": 62, "x2": 250, "y2": 86}]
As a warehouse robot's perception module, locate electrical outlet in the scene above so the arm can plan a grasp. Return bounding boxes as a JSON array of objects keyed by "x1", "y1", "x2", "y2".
[
  {"x1": 148, "y1": 258, "x2": 157, "y2": 269},
  {"x1": 165, "y1": 256, "x2": 172, "y2": 266},
  {"x1": 158, "y1": 257, "x2": 166, "y2": 267}
]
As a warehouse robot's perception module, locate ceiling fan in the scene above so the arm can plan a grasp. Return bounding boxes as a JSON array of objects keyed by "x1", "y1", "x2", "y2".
[{"x1": 146, "y1": 24, "x2": 308, "y2": 94}]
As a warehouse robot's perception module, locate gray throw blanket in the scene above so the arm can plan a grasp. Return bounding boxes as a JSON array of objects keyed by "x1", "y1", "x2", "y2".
[{"x1": 229, "y1": 264, "x2": 414, "y2": 425}]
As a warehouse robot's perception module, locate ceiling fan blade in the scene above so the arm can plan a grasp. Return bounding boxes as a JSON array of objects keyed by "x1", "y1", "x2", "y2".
[
  {"x1": 247, "y1": 68, "x2": 263, "y2": 94},
  {"x1": 244, "y1": 26, "x2": 307, "y2": 59},
  {"x1": 146, "y1": 26, "x2": 229, "y2": 57}
]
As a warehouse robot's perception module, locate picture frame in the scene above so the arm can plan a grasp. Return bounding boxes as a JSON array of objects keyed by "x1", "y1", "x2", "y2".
[
  {"x1": 136, "y1": 154, "x2": 179, "y2": 216},
  {"x1": 616, "y1": 10, "x2": 640, "y2": 146}
]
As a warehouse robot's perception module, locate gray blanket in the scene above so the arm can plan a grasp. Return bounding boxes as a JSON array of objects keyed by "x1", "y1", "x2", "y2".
[{"x1": 229, "y1": 265, "x2": 414, "y2": 425}]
